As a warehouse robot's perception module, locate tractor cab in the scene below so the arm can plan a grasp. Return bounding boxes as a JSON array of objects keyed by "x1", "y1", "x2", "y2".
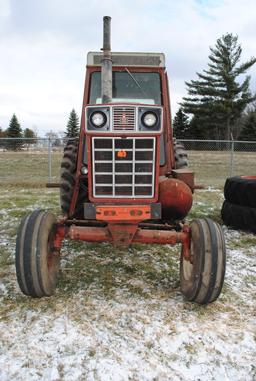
[{"x1": 81, "y1": 52, "x2": 167, "y2": 205}]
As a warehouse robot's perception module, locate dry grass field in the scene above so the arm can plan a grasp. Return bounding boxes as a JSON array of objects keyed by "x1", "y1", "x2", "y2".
[
  {"x1": 1, "y1": 148, "x2": 255, "y2": 187},
  {"x1": 0, "y1": 150, "x2": 255, "y2": 380}
]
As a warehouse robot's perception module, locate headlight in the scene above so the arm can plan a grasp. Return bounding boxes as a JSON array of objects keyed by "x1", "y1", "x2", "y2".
[
  {"x1": 142, "y1": 112, "x2": 158, "y2": 128},
  {"x1": 90, "y1": 111, "x2": 107, "y2": 128},
  {"x1": 81, "y1": 166, "x2": 88, "y2": 175}
]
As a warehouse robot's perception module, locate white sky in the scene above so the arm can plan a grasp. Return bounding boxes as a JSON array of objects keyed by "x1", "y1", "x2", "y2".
[{"x1": 0, "y1": 0, "x2": 255, "y2": 136}]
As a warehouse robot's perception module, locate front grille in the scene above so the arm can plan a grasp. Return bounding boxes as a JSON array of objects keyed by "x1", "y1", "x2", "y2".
[
  {"x1": 92, "y1": 137, "x2": 155, "y2": 198},
  {"x1": 113, "y1": 107, "x2": 135, "y2": 131}
]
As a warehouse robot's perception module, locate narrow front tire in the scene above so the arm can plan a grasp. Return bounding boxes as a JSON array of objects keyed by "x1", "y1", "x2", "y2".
[
  {"x1": 180, "y1": 218, "x2": 226, "y2": 304},
  {"x1": 15, "y1": 210, "x2": 60, "y2": 297}
]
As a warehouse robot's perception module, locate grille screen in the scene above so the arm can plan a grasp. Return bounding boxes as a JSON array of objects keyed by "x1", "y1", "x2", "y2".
[
  {"x1": 92, "y1": 137, "x2": 155, "y2": 198},
  {"x1": 113, "y1": 107, "x2": 135, "y2": 131}
]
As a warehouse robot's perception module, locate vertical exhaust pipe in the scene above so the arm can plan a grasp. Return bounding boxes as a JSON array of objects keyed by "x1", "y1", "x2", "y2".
[{"x1": 101, "y1": 16, "x2": 112, "y2": 104}]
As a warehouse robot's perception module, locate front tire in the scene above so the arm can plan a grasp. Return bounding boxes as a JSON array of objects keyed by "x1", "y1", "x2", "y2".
[
  {"x1": 15, "y1": 210, "x2": 60, "y2": 297},
  {"x1": 180, "y1": 218, "x2": 226, "y2": 304}
]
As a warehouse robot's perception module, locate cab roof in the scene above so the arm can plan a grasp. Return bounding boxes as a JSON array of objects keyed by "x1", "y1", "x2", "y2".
[{"x1": 87, "y1": 52, "x2": 165, "y2": 67}]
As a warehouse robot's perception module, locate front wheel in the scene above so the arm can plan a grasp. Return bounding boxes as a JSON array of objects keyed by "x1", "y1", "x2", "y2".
[
  {"x1": 180, "y1": 218, "x2": 226, "y2": 304},
  {"x1": 15, "y1": 210, "x2": 60, "y2": 297}
]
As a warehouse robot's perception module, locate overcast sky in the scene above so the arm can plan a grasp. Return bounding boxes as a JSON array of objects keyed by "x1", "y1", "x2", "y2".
[{"x1": 0, "y1": 0, "x2": 255, "y2": 136}]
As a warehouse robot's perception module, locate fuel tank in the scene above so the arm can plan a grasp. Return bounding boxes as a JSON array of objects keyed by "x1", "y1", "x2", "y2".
[{"x1": 158, "y1": 177, "x2": 193, "y2": 220}]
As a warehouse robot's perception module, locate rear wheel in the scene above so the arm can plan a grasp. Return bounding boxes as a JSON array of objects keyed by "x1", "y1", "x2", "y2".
[
  {"x1": 60, "y1": 139, "x2": 88, "y2": 218},
  {"x1": 221, "y1": 200, "x2": 256, "y2": 233},
  {"x1": 15, "y1": 210, "x2": 60, "y2": 297},
  {"x1": 180, "y1": 218, "x2": 226, "y2": 304},
  {"x1": 173, "y1": 138, "x2": 188, "y2": 169},
  {"x1": 224, "y1": 176, "x2": 256, "y2": 208}
]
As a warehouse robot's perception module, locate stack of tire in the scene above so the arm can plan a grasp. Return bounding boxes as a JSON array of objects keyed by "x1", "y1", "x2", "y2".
[
  {"x1": 173, "y1": 138, "x2": 188, "y2": 169},
  {"x1": 221, "y1": 176, "x2": 256, "y2": 233}
]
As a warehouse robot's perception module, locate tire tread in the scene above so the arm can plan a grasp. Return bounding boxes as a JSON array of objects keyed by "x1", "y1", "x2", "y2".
[
  {"x1": 180, "y1": 218, "x2": 226, "y2": 304},
  {"x1": 224, "y1": 176, "x2": 256, "y2": 208},
  {"x1": 60, "y1": 139, "x2": 88, "y2": 218},
  {"x1": 15, "y1": 210, "x2": 60, "y2": 298}
]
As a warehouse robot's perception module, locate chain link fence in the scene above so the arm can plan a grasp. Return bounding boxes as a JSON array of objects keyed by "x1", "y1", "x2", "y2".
[
  {"x1": 0, "y1": 137, "x2": 256, "y2": 188},
  {"x1": 0, "y1": 138, "x2": 63, "y2": 187},
  {"x1": 180, "y1": 139, "x2": 256, "y2": 187}
]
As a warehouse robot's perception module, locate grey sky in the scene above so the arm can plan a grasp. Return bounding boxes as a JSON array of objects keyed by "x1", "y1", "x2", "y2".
[{"x1": 0, "y1": 0, "x2": 255, "y2": 135}]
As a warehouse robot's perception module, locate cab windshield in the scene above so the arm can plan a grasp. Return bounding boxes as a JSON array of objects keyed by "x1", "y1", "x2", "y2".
[{"x1": 89, "y1": 71, "x2": 162, "y2": 105}]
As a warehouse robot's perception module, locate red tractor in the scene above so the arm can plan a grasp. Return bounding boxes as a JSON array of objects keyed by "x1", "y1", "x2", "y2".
[{"x1": 15, "y1": 17, "x2": 226, "y2": 304}]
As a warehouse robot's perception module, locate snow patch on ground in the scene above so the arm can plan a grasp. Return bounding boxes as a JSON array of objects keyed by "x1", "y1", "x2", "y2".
[
  {"x1": 0, "y1": 295, "x2": 255, "y2": 381},
  {"x1": 0, "y1": 189, "x2": 255, "y2": 380}
]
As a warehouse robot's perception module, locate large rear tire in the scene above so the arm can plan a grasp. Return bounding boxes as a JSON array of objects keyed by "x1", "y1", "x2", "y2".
[
  {"x1": 221, "y1": 200, "x2": 256, "y2": 233},
  {"x1": 224, "y1": 176, "x2": 256, "y2": 208},
  {"x1": 60, "y1": 139, "x2": 88, "y2": 218},
  {"x1": 180, "y1": 218, "x2": 226, "y2": 304},
  {"x1": 15, "y1": 210, "x2": 60, "y2": 297},
  {"x1": 173, "y1": 138, "x2": 188, "y2": 169}
]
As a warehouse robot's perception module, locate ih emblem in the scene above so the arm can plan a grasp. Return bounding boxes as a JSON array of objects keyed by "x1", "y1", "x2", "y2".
[
  {"x1": 117, "y1": 150, "x2": 127, "y2": 158},
  {"x1": 121, "y1": 112, "x2": 127, "y2": 125}
]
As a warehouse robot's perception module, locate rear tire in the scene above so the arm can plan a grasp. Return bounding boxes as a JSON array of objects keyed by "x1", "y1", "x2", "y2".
[
  {"x1": 180, "y1": 218, "x2": 226, "y2": 304},
  {"x1": 224, "y1": 176, "x2": 256, "y2": 208},
  {"x1": 221, "y1": 200, "x2": 256, "y2": 233},
  {"x1": 60, "y1": 139, "x2": 88, "y2": 218},
  {"x1": 173, "y1": 138, "x2": 188, "y2": 169},
  {"x1": 15, "y1": 210, "x2": 60, "y2": 297}
]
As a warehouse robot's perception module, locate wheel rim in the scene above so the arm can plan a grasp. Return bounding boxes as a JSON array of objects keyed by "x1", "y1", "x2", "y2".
[
  {"x1": 47, "y1": 227, "x2": 57, "y2": 271},
  {"x1": 182, "y1": 240, "x2": 194, "y2": 281},
  {"x1": 241, "y1": 176, "x2": 256, "y2": 180}
]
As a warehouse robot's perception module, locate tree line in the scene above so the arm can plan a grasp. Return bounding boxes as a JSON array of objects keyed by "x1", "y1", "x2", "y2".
[
  {"x1": 0, "y1": 114, "x2": 37, "y2": 150},
  {"x1": 0, "y1": 109, "x2": 80, "y2": 150},
  {"x1": 173, "y1": 33, "x2": 256, "y2": 141}
]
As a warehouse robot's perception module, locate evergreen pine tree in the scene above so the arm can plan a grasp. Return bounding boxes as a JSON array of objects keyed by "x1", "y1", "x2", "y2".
[
  {"x1": 0, "y1": 127, "x2": 7, "y2": 148},
  {"x1": 65, "y1": 109, "x2": 79, "y2": 138},
  {"x1": 7, "y1": 114, "x2": 23, "y2": 150},
  {"x1": 181, "y1": 33, "x2": 256, "y2": 140},
  {"x1": 23, "y1": 128, "x2": 37, "y2": 150},
  {"x1": 172, "y1": 108, "x2": 190, "y2": 139},
  {"x1": 188, "y1": 116, "x2": 206, "y2": 140},
  {"x1": 239, "y1": 111, "x2": 256, "y2": 141}
]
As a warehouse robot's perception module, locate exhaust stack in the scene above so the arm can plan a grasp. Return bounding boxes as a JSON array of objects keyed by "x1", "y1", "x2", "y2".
[{"x1": 101, "y1": 16, "x2": 112, "y2": 104}]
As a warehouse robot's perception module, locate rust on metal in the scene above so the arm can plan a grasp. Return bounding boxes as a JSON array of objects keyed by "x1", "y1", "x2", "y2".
[
  {"x1": 180, "y1": 224, "x2": 191, "y2": 262},
  {"x1": 65, "y1": 218, "x2": 106, "y2": 227},
  {"x1": 133, "y1": 228, "x2": 187, "y2": 245},
  {"x1": 66, "y1": 224, "x2": 191, "y2": 248},
  {"x1": 68, "y1": 225, "x2": 111, "y2": 242},
  {"x1": 158, "y1": 177, "x2": 193, "y2": 220},
  {"x1": 138, "y1": 222, "x2": 179, "y2": 230},
  {"x1": 108, "y1": 223, "x2": 138, "y2": 246},
  {"x1": 53, "y1": 225, "x2": 66, "y2": 255},
  {"x1": 171, "y1": 169, "x2": 195, "y2": 190}
]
